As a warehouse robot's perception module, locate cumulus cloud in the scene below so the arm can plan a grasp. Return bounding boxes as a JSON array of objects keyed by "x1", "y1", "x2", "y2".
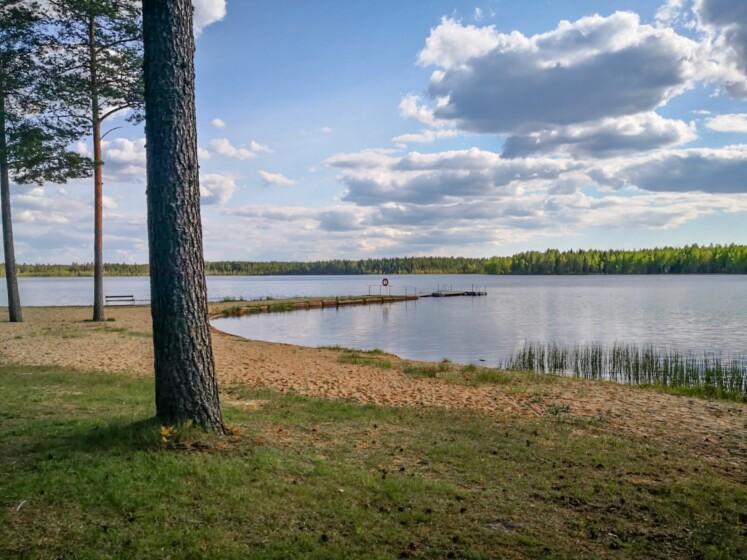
[
  {"x1": 397, "y1": 12, "x2": 716, "y2": 160},
  {"x1": 193, "y1": 0, "x2": 226, "y2": 34},
  {"x1": 316, "y1": 144, "x2": 747, "y2": 255},
  {"x1": 695, "y1": 0, "x2": 747, "y2": 97},
  {"x1": 502, "y1": 113, "x2": 696, "y2": 158},
  {"x1": 81, "y1": 137, "x2": 148, "y2": 180},
  {"x1": 249, "y1": 140, "x2": 272, "y2": 154},
  {"x1": 706, "y1": 113, "x2": 747, "y2": 132},
  {"x1": 416, "y1": 17, "x2": 508, "y2": 70},
  {"x1": 258, "y1": 170, "x2": 296, "y2": 187},
  {"x1": 209, "y1": 138, "x2": 270, "y2": 160},
  {"x1": 210, "y1": 118, "x2": 226, "y2": 129},
  {"x1": 612, "y1": 145, "x2": 747, "y2": 193},
  {"x1": 398, "y1": 94, "x2": 443, "y2": 127},
  {"x1": 421, "y1": 13, "x2": 698, "y2": 134},
  {"x1": 327, "y1": 147, "x2": 579, "y2": 206},
  {"x1": 324, "y1": 149, "x2": 400, "y2": 170},
  {"x1": 225, "y1": 204, "x2": 365, "y2": 233},
  {"x1": 200, "y1": 173, "x2": 237, "y2": 204},
  {"x1": 317, "y1": 210, "x2": 363, "y2": 232}
]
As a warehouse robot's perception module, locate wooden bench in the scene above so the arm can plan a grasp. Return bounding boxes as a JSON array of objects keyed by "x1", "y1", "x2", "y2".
[{"x1": 105, "y1": 295, "x2": 135, "y2": 305}]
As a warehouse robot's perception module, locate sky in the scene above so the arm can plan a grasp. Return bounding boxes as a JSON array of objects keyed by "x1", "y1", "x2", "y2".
[{"x1": 11, "y1": 0, "x2": 747, "y2": 263}]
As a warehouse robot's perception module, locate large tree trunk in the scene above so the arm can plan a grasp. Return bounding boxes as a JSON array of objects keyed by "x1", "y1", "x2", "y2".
[
  {"x1": 0, "y1": 93, "x2": 23, "y2": 323},
  {"x1": 142, "y1": 0, "x2": 225, "y2": 431},
  {"x1": 89, "y1": 16, "x2": 105, "y2": 322}
]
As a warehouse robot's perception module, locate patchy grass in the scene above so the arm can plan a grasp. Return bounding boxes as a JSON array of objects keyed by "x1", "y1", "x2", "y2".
[
  {"x1": 321, "y1": 346, "x2": 387, "y2": 355},
  {"x1": 1, "y1": 366, "x2": 745, "y2": 559},
  {"x1": 401, "y1": 362, "x2": 451, "y2": 378},
  {"x1": 638, "y1": 383, "x2": 747, "y2": 404},
  {"x1": 88, "y1": 325, "x2": 152, "y2": 338},
  {"x1": 337, "y1": 351, "x2": 394, "y2": 369},
  {"x1": 399, "y1": 361, "x2": 560, "y2": 389}
]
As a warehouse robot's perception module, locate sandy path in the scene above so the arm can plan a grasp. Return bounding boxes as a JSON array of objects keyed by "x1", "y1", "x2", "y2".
[{"x1": 1, "y1": 304, "x2": 745, "y2": 467}]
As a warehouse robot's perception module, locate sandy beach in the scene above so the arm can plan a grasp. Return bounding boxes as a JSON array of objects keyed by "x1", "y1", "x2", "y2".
[{"x1": 1, "y1": 301, "x2": 745, "y2": 470}]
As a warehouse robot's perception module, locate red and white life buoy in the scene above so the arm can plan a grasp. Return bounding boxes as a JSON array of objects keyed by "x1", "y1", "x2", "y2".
[{"x1": 382, "y1": 278, "x2": 389, "y2": 287}]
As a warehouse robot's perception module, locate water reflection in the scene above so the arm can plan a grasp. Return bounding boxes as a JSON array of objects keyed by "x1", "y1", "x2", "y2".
[
  {"x1": 4, "y1": 274, "x2": 744, "y2": 365},
  {"x1": 211, "y1": 275, "x2": 747, "y2": 365}
]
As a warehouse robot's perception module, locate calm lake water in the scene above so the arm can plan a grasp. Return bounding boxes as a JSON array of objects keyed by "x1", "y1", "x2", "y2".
[{"x1": 3, "y1": 275, "x2": 745, "y2": 365}]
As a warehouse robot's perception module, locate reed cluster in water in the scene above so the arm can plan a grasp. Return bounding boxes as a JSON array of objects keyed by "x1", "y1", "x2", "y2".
[{"x1": 504, "y1": 343, "x2": 746, "y2": 396}]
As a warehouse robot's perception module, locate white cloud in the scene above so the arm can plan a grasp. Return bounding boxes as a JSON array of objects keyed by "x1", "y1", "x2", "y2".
[
  {"x1": 706, "y1": 113, "x2": 747, "y2": 132},
  {"x1": 398, "y1": 94, "x2": 441, "y2": 127},
  {"x1": 209, "y1": 138, "x2": 271, "y2": 160},
  {"x1": 321, "y1": 126, "x2": 332, "y2": 134},
  {"x1": 656, "y1": 0, "x2": 688, "y2": 28},
  {"x1": 421, "y1": 13, "x2": 699, "y2": 135},
  {"x1": 200, "y1": 173, "x2": 237, "y2": 204},
  {"x1": 104, "y1": 138, "x2": 146, "y2": 164},
  {"x1": 210, "y1": 138, "x2": 255, "y2": 160},
  {"x1": 249, "y1": 140, "x2": 272, "y2": 154},
  {"x1": 327, "y1": 147, "x2": 580, "y2": 206},
  {"x1": 95, "y1": 137, "x2": 148, "y2": 179},
  {"x1": 608, "y1": 145, "x2": 747, "y2": 193},
  {"x1": 210, "y1": 118, "x2": 226, "y2": 129},
  {"x1": 102, "y1": 195, "x2": 118, "y2": 210},
  {"x1": 392, "y1": 128, "x2": 461, "y2": 144},
  {"x1": 695, "y1": 0, "x2": 747, "y2": 97},
  {"x1": 320, "y1": 144, "x2": 747, "y2": 250},
  {"x1": 258, "y1": 170, "x2": 296, "y2": 187},
  {"x1": 193, "y1": 0, "x2": 226, "y2": 34},
  {"x1": 324, "y1": 148, "x2": 400, "y2": 170},
  {"x1": 417, "y1": 17, "x2": 508, "y2": 70},
  {"x1": 502, "y1": 113, "x2": 697, "y2": 158}
]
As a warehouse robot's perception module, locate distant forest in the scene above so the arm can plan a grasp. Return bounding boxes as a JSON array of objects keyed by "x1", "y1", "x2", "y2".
[{"x1": 4, "y1": 245, "x2": 747, "y2": 277}]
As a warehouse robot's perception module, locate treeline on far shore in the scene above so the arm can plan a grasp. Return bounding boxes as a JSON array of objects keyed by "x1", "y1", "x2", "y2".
[{"x1": 4, "y1": 244, "x2": 747, "y2": 277}]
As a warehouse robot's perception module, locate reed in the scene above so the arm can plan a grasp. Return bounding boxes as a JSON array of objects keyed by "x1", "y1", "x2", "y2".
[{"x1": 504, "y1": 342, "x2": 746, "y2": 399}]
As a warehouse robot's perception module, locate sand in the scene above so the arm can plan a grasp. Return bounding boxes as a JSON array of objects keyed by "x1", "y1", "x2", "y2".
[{"x1": 1, "y1": 303, "x2": 745, "y2": 469}]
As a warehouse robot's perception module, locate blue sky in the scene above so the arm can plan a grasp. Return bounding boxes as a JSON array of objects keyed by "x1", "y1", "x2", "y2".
[{"x1": 11, "y1": 0, "x2": 747, "y2": 263}]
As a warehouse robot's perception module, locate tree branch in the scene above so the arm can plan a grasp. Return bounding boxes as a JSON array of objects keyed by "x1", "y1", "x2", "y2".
[
  {"x1": 101, "y1": 126, "x2": 122, "y2": 140},
  {"x1": 99, "y1": 103, "x2": 134, "y2": 122}
]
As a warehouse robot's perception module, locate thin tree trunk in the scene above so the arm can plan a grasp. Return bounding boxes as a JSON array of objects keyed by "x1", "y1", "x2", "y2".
[
  {"x1": 142, "y1": 0, "x2": 225, "y2": 431},
  {"x1": 0, "y1": 93, "x2": 22, "y2": 322},
  {"x1": 89, "y1": 16, "x2": 105, "y2": 322}
]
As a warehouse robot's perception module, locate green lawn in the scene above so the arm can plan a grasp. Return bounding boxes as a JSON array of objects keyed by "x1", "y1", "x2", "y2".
[{"x1": 0, "y1": 366, "x2": 744, "y2": 559}]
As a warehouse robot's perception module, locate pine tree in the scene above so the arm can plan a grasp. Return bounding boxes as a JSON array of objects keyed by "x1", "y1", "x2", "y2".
[
  {"x1": 45, "y1": 0, "x2": 143, "y2": 321},
  {"x1": 142, "y1": 0, "x2": 225, "y2": 432},
  {"x1": 0, "y1": 0, "x2": 91, "y2": 322}
]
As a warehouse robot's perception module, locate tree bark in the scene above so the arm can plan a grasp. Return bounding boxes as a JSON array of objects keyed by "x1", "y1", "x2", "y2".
[
  {"x1": 142, "y1": 0, "x2": 225, "y2": 431},
  {"x1": 89, "y1": 16, "x2": 105, "y2": 322},
  {"x1": 0, "y1": 93, "x2": 23, "y2": 322}
]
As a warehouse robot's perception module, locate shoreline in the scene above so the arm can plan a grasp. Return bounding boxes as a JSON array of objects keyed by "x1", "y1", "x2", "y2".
[
  {"x1": 4, "y1": 296, "x2": 747, "y2": 402},
  {"x1": 0, "y1": 303, "x2": 744, "y2": 463}
]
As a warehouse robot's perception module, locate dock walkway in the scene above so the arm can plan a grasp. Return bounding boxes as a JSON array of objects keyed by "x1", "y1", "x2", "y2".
[{"x1": 421, "y1": 290, "x2": 488, "y2": 298}]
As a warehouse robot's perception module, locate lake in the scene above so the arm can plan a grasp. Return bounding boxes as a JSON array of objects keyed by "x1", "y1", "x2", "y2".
[{"x1": 6, "y1": 274, "x2": 738, "y2": 366}]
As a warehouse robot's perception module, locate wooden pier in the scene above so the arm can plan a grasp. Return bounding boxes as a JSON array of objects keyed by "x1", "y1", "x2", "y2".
[
  {"x1": 214, "y1": 290, "x2": 487, "y2": 319},
  {"x1": 421, "y1": 290, "x2": 488, "y2": 298}
]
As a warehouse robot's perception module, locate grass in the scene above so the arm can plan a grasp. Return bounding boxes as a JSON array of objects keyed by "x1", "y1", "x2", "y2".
[
  {"x1": 1, "y1": 366, "x2": 745, "y2": 559},
  {"x1": 337, "y1": 350, "x2": 394, "y2": 369},
  {"x1": 504, "y1": 343, "x2": 747, "y2": 402},
  {"x1": 401, "y1": 362, "x2": 451, "y2": 378}
]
